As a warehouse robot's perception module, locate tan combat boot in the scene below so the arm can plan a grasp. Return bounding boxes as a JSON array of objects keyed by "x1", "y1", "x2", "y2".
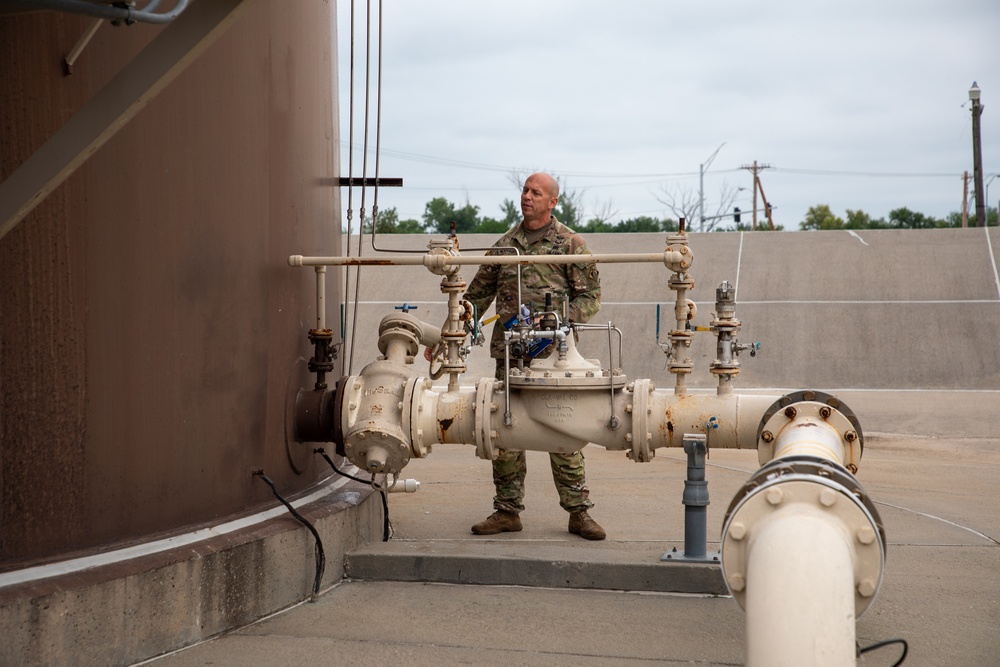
[
  {"x1": 471, "y1": 510, "x2": 523, "y2": 535},
  {"x1": 568, "y1": 510, "x2": 606, "y2": 540}
]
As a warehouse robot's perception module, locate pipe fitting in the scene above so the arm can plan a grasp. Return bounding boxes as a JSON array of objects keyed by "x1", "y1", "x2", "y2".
[{"x1": 663, "y1": 246, "x2": 692, "y2": 272}]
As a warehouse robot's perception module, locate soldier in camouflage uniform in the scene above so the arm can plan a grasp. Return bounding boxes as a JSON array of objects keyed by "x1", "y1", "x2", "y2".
[{"x1": 463, "y1": 172, "x2": 606, "y2": 540}]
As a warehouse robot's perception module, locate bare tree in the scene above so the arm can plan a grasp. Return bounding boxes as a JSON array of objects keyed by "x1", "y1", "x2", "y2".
[
  {"x1": 588, "y1": 199, "x2": 620, "y2": 226},
  {"x1": 654, "y1": 183, "x2": 700, "y2": 226},
  {"x1": 655, "y1": 180, "x2": 741, "y2": 231}
]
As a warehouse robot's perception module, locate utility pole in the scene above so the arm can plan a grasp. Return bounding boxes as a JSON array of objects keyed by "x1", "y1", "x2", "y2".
[
  {"x1": 962, "y1": 171, "x2": 969, "y2": 228},
  {"x1": 741, "y1": 161, "x2": 774, "y2": 230},
  {"x1": 970, "y1": 82, "x2": 986, "y2": 227}
]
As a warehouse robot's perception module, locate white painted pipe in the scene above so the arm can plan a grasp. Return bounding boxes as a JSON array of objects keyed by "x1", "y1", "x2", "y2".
[
  {"x1": 722, "y1": 401, "x2": 883, "y2": 667},
  {"x1": 744, "y1": 503, "x2": 857, "y2": 666},
  {"x1": 773, "y1": 419, "x2": 847, "y2": 465},
  {"x1": 387, "y1": 478, "x2": 420, "y2": 493},
  {"x1": 289, "y1": 249, "x2": 690, "y2": 270}
]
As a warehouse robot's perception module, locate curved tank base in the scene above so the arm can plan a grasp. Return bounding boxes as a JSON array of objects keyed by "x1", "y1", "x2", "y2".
[{"x1": 0, "y1": 480, "x2": 381, "y2": 667}]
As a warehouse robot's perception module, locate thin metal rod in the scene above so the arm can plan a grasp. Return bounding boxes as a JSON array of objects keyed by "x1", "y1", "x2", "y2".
[{"x1": 63, "y1": 18, "x2": 102, "y2": 74}]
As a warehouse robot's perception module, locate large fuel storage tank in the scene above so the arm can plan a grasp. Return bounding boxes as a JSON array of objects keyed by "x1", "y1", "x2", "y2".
[{"x1": 0, "y1": 2, "x2": 376, "y2": 664}]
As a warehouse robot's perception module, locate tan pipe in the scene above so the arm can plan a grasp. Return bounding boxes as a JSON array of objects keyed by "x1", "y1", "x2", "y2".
[
  {"x1": 402, "y1": 380, "x2": 780, "y2": 463},
  {"x1": 744, "y1": 502, "x2": 858, "y2": 666},
  {"x1": 289, "y1": 249, "x2": 690, "y2": 269}
]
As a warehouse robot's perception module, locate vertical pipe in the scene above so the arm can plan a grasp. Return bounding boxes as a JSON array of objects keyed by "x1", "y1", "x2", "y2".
[
  {"x1": 673, "y1": 279, "x2": 688, "y2": 395},
  {"x1": 745, "y1": 506, "x2": 857, "y2": 666},
  {"x1": 315, "y1": 265, "x2": 327, "y2": 330},
  {"x1": 446, "y1": 287, "x2": 462, "y2": 392},
  {"x1": 681, "y1": 435, "x2": 709, "y2": 558}
]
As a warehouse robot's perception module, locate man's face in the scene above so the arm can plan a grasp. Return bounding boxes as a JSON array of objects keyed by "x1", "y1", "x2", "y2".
[{"x1": 520, "y1": 175, "x2": 557, "y2": 229}]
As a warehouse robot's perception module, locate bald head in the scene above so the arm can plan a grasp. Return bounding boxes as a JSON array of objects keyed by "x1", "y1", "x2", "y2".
[
  {"x1": 529, "y1": 172, "x2": 559, "y2": 198},
  {"x1": 520, "y1": 172, "x2": 560, "y2": 230}
]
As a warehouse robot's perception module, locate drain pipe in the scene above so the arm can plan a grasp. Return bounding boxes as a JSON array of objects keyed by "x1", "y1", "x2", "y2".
[{"x1": 721, "y1": 392, "x2": 885, "y2": 666}]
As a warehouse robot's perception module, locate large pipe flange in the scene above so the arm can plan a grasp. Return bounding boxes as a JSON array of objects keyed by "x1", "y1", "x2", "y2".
[
  {"x1": 628, "y1": 378, "x2": 653, "y2": 461},
  {"x1": 723, "y1": 455, "x2": 886, "y2": 553},
  {"x1": 474, "y1": 377, "x2": 498, "y2": 461},
  {"x1": 721, "y1": 458, "x2": 886, "y2": 618},
  {"x1": 402, "y1": 376, "x2": 431, "y2": 459},
  {"x1": 376, "y1": 314, "x2": 424, "y2": 361},
  {"x1": 755, "y1": 391, "x2": 863, "y2": 469}
]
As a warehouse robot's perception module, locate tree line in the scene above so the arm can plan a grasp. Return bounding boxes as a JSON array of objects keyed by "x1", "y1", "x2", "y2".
[
  {"x1": 349, "y1": 196, "x2": 997, "y2": 235},
  {"x1": 799, "y1": 204, "x2": 997, "y2": 230}
]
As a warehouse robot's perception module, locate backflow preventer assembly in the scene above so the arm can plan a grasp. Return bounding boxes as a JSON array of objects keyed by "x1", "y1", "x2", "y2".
[{"x1": 289, "y1": 227, "x2": 886, "y2": 666}]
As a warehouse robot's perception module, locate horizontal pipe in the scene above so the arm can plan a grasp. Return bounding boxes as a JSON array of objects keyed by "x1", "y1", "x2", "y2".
[
  {"x1": 406, "y1": 382, "x2": 778, "y2": 460},
  {"x1": 289, "y1": 251, "x2": 686, "y2": 268},
  {"x1": 387, "y1": 479, "x2": 420, "y2": 493}
]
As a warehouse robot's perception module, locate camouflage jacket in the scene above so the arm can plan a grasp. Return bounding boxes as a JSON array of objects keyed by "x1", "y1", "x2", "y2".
[{"x1": 464, "y1": 216, "x2": 601, "y2": 359}]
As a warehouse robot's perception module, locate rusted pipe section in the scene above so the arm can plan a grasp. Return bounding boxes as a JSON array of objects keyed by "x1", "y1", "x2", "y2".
[
  {"x1": 710, "y1": 281, "x2": 739, "y2": 396},
  {"x1": 661, "y1": 227, "x2": 696, "y2": 395}
]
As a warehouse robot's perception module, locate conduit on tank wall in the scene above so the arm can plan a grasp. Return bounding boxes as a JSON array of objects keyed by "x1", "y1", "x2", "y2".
[{"x1": 4, "y1": 0, "x2": 191, "y2": 24}]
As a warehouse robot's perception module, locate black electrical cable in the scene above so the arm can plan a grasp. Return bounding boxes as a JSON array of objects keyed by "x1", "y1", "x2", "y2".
[
  {"x1": 253, "y1": 471, "x2": 326, "y2": 597},
  {"x1": 315, "y1": 448, "x2": 392, "y2": 541},
  {"x1": 858, "y1": 638, "x2": 908, "y2": 666}
]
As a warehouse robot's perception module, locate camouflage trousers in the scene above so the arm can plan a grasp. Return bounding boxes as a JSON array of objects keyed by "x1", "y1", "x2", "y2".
[
  {"x1": 491, "y1": 448, "x2": 593, "y2": 515},
  {"x1": 491, "y1": 360, "x2": 593, "y2": 514}
]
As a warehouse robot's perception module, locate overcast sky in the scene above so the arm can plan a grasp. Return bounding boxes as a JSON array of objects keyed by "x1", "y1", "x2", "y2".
[{"x1": 336, "y1": 0, "x2": 999, "y2": 230}]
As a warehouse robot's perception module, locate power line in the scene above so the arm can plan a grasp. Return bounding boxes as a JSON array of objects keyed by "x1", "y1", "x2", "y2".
[
  {"x1": 341, "y1": 144, "x2": 968, "y2": 181},
  {"x1": 340, "y1": 142, "x2": 728, "y2": 179},
  {"x1": 775, "y1": 167, "x2": 958, "y2": 178}
]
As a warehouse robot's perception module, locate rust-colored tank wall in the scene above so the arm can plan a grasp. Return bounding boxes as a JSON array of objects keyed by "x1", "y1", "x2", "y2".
[{"x1": 0, "y1": 3, "x2": 342, "y2": 567}]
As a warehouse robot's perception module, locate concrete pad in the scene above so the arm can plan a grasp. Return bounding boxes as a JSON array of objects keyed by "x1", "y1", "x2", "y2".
[{"x1": 146, "y1": 423, "x2": 1000, "y2": 666}]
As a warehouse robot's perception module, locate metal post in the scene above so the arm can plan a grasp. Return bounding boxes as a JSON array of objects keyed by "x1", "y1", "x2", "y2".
[
  {"x1": 970, "y1": 82, "x2": 986, "y2": 227},
  {"x1": 662, "y1": 434, "x2": 719, "y2": 563}
]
